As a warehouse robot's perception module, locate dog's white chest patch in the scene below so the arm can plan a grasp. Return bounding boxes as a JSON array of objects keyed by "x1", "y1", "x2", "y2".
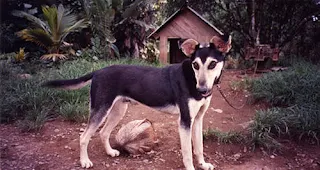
[{"x1": 188, "y1": 97, "x2": 211, "y2": 118}]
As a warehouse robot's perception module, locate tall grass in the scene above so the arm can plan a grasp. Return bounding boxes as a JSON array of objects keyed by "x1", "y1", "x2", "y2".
[
  {"x1": 203, "y1": 128, "x2": 245, "y2": 144},
  {"x1": 0, "y1": 58, "x2": 159, "y2": 131},
  {"x1": 249, "y1": 61, "x2": 320, "y2": 148}
]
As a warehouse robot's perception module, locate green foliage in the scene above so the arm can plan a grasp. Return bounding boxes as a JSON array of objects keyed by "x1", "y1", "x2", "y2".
[
  {"x1": 249, "y1": 108, "x2": 291, "y2": 150},
  {"x1": 59, "y1": 100, "x2": 89, "y2": 122},
  {"x1": 83, "y1": 0, "x2": 115, "y2": 43},
  {"x1": 229, "y1": 76, "x2": 252, "y2": 92},
  {"x1": 164, "y1": 0, "x2": 320, "y2": 61},
  {"x1": 12, "y1": 4, "x2": 89, "y2": 61},
  {"x1": 83, "y1": 0, "x2": 157, "y2": 58},
  {"x1": 0, "y1": 61, "x2": 58, "y2": 131},
  {"x1": 203, "y1": 128, "x2": 245, "y2": 144},
  {"x1": 251, "y1": 61, "x2": 320, "y2": 106},
  {"x1": 0, "y1": 57, "x2": 159, "y2": 131},
  {"x1": 249, "y1": 61, "x2": 320, "y2": 148},
  {"x1": 81, "y1": 36, "x2": 120, "y2": 60},
  {"x1": 140, "y1": 40, "x2": 160, "y2": 63}
]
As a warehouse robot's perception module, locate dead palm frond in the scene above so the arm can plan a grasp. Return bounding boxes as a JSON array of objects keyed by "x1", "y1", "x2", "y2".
[{"x1": 40, "y1": 53, "x2": 67, "y2": 62}]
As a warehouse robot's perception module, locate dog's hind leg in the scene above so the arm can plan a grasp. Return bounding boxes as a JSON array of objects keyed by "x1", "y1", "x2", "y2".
[
  {"x1": 192, "y1": 101, "x2": 214, "y2": 170},
  {"x1": 99, "y1": 98, "x2": 128, "y2": 157},
  {"x1": 80, "y1": 107, "x2": 108, "y2": 168}
]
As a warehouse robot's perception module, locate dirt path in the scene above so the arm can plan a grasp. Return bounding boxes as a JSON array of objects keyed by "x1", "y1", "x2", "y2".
[{"x1": 1, "y1": 70, "x2": 319, "y2": 170}]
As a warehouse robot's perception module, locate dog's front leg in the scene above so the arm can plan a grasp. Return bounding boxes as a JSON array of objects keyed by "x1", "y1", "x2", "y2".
[
  {"x1": 179, "y1": 120, "x2": 195, "y2": 170},
  {"x1": 192, "y1": 104, "x2": 214, "y2": 170}
]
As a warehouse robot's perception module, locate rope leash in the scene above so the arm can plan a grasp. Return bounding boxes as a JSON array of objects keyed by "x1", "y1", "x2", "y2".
[{"x1": 216, "y1": 84, "x2": 246, "y2": 110}]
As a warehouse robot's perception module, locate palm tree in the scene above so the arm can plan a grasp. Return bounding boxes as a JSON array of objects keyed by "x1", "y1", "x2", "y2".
[
  {"x1": 12, "y1": 4, "x2": 89, "y2": 61},
  {"x1": 83, "y1": 0, "x2": 156, "y2": 58}
]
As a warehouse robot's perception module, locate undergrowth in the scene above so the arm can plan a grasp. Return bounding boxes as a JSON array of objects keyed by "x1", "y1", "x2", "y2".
[
  {"x1": 249, "y1": 61, "x2": 320, "y2": 149},
  {"x1": 0, "y1": 58, "x2": 159, "y2": 131},
  {"x1": 203, "y1": 128, "x2": 245, "y2": 144}
]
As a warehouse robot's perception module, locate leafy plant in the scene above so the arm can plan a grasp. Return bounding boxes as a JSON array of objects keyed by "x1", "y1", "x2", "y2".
[
  {"x1": 12, "y1": 4, "x2": 89, "y2": 61},
  {"x1": 83, "y1": 0, "x2": 157, "y2": 58},
  {"x1": 249, "y1": 60, "x2": 320, "y2": 148},
  {"x1": 203, "y1": 128, "x2": 245, "y2": 144},
  {"x1": 14, "y1": 47, "x2": 27, "y2": 62},
  {"x1": 140, "y1": 40, "x2": 160, "y2": 63},
  {"x1": 0, "y1": 57, "x2": 160, "y2": 131}
]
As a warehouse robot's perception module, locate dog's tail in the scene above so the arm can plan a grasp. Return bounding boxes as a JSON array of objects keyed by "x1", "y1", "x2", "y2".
[{"x1": 42, "y1": 72, "x2": 94, "y2": 90}]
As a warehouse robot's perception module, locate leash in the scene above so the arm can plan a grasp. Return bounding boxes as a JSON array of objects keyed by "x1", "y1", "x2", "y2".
[
  {"x1": 214, "y1": 67, "x2": 246, "y2": 110},
  {"x1": 216, "y1": 84, "x2": 246, "y2": 110}
]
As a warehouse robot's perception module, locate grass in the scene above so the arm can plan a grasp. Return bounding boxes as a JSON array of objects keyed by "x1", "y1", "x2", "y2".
[
  {"x1": 249, "y1": 60, "x2": 320, "y2": 149},
  {"x1": 229, "y1": 76, "x2": 252, "y2": 92},
  {"x1": 203, "y1": 128, "x2": 246, "y2": 144},
  {"x1": 0, "y1": 58, "x2": 160, "y2": 131}
]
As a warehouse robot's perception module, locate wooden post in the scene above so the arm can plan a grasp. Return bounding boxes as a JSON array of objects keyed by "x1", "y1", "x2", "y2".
[{"x1": 159, "y1": 37, "x2": 168, "y2": 64}]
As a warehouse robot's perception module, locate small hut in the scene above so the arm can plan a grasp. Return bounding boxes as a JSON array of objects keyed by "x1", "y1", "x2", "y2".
[{"x1": 149, "y1": 6, "x2": 224, "y2": 64}]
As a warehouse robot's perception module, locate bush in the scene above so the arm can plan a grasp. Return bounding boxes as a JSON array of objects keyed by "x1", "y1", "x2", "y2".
[
  {"x1": 0, "y1": 58, "x2": 159, "y2": 131},
  {"x1": 251, "y1": 61, "x2": 320, "y2": 106},
  {"x1": 249, "y1": 61, "x2": 320, "y2": 148},
  {"x1": 203, "y1": 128, "x2": 245, "y2": 144},
  {"x1": 0, "y1": 61, "x2": 59, "y2": 131}
]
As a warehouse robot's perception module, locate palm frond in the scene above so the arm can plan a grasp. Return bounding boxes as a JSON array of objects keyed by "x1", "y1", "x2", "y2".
[
  {"x1": 61, "y1": 19, "x2": 89, "y2": 42},
  {"x1": 11, "y1": 10, "x2": 50, "y2": 33},
  {"x1": 42, "y1": 5, "x2": 57, "y2": 35},
  {"x1": 41, "y1": 53, "x2": 67, "y2": 61},
  {"x1": 58, "y1": 4, "x2": 78, "y2": 33},
  {"x1": 110, "y1": 43, "x2": 120, "y2": 58},
  {"x1": 56, "y1": 4, "x2": 65, "y2": 35},
  {"x1": 16, "y1": 29, "x2": 53, "y2": 49}
]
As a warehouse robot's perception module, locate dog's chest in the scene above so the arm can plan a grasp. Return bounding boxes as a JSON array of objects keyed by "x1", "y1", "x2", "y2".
[{"x1": 188, "y1": 97, "x2": 211, "y2": 118}]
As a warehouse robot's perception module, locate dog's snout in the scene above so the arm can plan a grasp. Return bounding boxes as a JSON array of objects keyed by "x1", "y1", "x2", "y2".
[
  {"x1": 199, "y1": 80, "x2": 206, "y2": 86},
  {"x1": 197, "y1": 86, "x2": 208, "y2": 94}
]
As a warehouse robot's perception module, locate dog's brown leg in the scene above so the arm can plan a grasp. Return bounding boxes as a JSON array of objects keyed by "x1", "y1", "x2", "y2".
[
  {"x1": 99, "y1": 99, "x2": 127, "y2": 157},
  {"x1": 192, "y1": 101, "x2": 214, "y2": 170}
]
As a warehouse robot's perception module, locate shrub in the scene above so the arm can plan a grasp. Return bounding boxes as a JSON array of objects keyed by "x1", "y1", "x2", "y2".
[
  {"x1": 203, "y1": 128, "x2": 245, "y2": 144},
  {"x1": 251, "y1": 61, "x2": 320, "y2": 106},
  {"x1": 1, "y1": 58, "x2": 159, "y2": 131},
  {"x1": 0, "y1": 61, "x2": 59, "y2": 131},
  {"x1": 249, "y1": 61, "x2": 320, "y2": 148}
]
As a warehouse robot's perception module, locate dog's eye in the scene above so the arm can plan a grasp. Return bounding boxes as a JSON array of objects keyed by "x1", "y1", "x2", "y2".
[
  {"x1": 192, "y1": 62, "x2": 199, "y2": 70},
  {"x1": 208, "y1": 61, "x2": 217, "y2": 69}
]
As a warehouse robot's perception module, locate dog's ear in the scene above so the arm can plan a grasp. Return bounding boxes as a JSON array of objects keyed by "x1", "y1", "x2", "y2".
[
  {"x1": 180, "y1": 39, "x2": 199, "y2": 57},
  {"x1": 210, "y1": 35, "x2": 232, "y2": 53}
]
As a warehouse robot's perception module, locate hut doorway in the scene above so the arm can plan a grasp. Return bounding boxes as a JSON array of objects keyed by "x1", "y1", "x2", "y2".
[{"x1": 169, "y1": 38, "x2": 186, "y2": 63}]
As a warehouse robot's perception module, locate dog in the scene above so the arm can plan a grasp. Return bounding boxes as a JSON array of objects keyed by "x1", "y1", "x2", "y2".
[{"x1": 43, "y1": 35, "x2": 231, "y2": 170}]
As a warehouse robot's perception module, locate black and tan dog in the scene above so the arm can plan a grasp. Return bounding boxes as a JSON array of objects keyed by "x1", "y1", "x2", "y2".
[{"x1": 43, "y1": 35, "x2": 231, "y2": 170}]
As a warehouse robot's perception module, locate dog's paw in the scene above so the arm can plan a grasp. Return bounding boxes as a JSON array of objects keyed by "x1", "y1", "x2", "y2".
[
  {"x1": 80, "y1": 158, "x2": 93, "y2": 168},
  {"x1": 199, "y1": 162, "x2": 215, "y2": 170},
  {"x1": 107, "y1": 148, "x2": 120, "y2": 157}
]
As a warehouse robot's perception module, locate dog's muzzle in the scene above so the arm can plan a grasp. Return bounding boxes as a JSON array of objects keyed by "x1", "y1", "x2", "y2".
[{"x1": 197, "y1": 87, "x2": 212, "y2": 97}]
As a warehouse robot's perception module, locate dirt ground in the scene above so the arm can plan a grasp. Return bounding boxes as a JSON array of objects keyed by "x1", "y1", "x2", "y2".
[{"x1": 1, "y1": 70, "x2": 319, "y2": 170}]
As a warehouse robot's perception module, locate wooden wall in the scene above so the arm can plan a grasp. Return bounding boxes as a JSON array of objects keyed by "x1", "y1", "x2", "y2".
[{"x1": 156, "y1": 9, "x2": 221, "y2": 64}]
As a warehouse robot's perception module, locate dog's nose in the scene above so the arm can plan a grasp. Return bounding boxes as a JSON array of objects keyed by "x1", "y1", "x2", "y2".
[{"x1": 197, "y1": 86, "x2": 208, "y2": 94}]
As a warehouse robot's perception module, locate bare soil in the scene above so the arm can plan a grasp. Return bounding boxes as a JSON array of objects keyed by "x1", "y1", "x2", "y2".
[{"x1": 1, "y1": 70, "x2": 319, "y2": 170}]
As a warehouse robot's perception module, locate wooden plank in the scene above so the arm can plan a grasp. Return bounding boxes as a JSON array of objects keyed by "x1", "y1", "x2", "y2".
[
  {"x1": 159, "y1": 37, "x2": 168, "y2": 64},
  {"x1": 158, "y1": 10, "x2": 220, "y2": 42}
]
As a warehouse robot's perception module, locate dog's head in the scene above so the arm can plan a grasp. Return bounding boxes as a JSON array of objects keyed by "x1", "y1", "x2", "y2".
[{"x1": 180, "y1": 35, "x2": 232, "y2": 97}]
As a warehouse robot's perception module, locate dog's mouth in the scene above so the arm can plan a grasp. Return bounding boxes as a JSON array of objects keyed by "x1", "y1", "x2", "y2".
[{"x1": 198, "y1": 89, "x2": 212, "y2": 97}]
